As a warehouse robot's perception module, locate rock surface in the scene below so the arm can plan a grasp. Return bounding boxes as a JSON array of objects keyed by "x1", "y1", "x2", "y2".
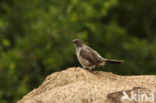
[{"x1": 18, "y1": 67, "x2": 156, "y2": 103}]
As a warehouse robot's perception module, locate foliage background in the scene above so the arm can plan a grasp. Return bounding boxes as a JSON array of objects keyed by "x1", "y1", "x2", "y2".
[{"x1": 0, "y1": 0, "x2": 156, "y2": 102}]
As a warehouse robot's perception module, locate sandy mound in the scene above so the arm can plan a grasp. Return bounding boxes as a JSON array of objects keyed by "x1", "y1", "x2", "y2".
[{"x1": 18, "y1": 67, "x2": 156, "y2": 103}]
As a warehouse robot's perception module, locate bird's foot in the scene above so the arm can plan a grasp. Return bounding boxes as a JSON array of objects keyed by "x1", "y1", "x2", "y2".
[
  {"x1": 92, "y1": 71, "x2": 99, "y2": 73},
  {"x1": 88, "y1": 69, "x2": 99, "y2": 73}
]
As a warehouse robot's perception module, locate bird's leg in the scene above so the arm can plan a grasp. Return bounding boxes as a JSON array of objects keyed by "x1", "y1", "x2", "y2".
[
  {"x1": 88, "y1": 67, "x2": 99, "y2": 73},
  {"x1": 88, "y1": 68, "x2": 98, "y2": 73},
  {"x1": 93, "y1": 64, "x2": 99, "y2": 73},
  {"x1": 83, "y1": 66, "x2": 92, "y2": 72}
]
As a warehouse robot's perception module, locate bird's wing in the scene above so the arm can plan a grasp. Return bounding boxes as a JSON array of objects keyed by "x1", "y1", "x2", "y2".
[
  {"x1": 80, "y1": 48, "x2": 98, "y2": 65},
  {"x1": 85, "y1": 46, "x2": 105, "y2": 61}
]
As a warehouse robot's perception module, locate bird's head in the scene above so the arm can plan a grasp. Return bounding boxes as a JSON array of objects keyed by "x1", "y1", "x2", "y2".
[{"x1": 72, "y1": 39, "x2": 83, "y2": 48}]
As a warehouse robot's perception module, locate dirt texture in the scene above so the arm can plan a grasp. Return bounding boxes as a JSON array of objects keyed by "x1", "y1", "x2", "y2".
[{"x1": 18, "y1": 67, "x2": 156, "y2": 103}]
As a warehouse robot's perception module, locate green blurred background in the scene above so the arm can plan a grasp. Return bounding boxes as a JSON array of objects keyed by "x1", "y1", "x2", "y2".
[{"x1": 0, "y1": 0, "x2": 156, "y2": 102}]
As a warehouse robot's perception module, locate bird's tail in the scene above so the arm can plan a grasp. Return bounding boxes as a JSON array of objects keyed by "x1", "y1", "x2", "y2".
[{"x1": 105, "y1": 59, "x2": 124, "y2": 64}]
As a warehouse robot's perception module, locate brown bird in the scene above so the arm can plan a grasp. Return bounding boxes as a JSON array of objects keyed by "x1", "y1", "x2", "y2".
[{"x1": 72, "y1": 39, "x2": 123, "y2": 71}]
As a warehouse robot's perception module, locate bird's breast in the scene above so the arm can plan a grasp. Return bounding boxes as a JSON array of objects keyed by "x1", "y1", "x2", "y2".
[{"x1": 76, "y1": 48, "x2": 90, "y2": 68}]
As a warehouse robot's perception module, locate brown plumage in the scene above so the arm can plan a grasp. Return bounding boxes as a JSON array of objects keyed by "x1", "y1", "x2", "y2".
[{"x1": 72, "y1": 39, "x2": 124, "y2": 70}]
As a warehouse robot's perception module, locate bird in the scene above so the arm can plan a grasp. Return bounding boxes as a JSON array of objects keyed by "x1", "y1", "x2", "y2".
[{"x1": 72, "y1": 39, "x2": 124, "y2": 71}]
